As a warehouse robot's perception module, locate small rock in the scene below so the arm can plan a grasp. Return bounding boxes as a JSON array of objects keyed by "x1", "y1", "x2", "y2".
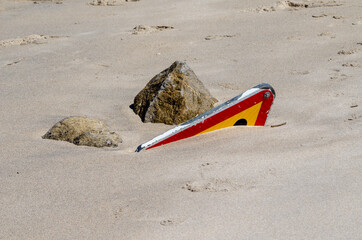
[
  {"x1": 133, "y1": 61, "x2": 217, "y2": 125},
  {"x1": 42, "y1": 116, "x2": 121, "y2": 147}
]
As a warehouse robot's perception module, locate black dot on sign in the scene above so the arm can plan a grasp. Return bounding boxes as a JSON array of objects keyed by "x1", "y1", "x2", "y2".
[{"x1": 234, "y1": 119, "x2": 247, "y2": 126}]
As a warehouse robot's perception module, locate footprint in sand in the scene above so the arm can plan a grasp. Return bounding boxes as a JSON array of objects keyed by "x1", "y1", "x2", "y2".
[
  {"x1": 200, "y1": 161, "x2": 218, "y2": 167},
  {"x1": 347, "y1": 113, "x2": 361, "y2": 121},
  {"x1": 242, "y1": 0, "x2": 343, "y2": 13},
  {"x1": 160, "y1": 218, "x2": 185, "y2": 226},
  {"x1": 132, "y1": 25, "x2": 174, "y2": 35},
  {"x1": 0, "y1": 34, "x2": 66, "y2": 47},
  {"x1": 6, "y1": 59, "x2": 23, "y2": 66},
  {"x1": 183, "y1": 178, "x2": 255, "y2": 193},
  {"x1": 287, "y1": 35, "x2": 302, "y2": 40},
  {"x1": 337, "y1": 49, "x2": 359, "y2": 55},
  {"x1": 89, "y1": 0, "x2": 138, "y2": 6},
  {"x1": 289, "y1": 70, "x2": 310, "y2": 75},
  {"x1": 204, "y1": 35, "x2": 235, "y2": 41},
  {"x1": 342, "y1": 62, "x2": 360, "y2": 68},
  {"x1": 332, "y1": 15, "x2": 344, "y2": 19},
  {"x1": 312, "y1": 14, "x2": 328, "y2": 18},
  {"x1": 283, "y1": 0, "x2": 343, "y2": 8},
  {"x1": 318, "y1": 32, "x2": 336, "y2": 38},
  {"x1": 184, "y1": 166, "x2": 279, "y2": 193},
  {"x1": 329, "y1": 72, "x2": 349, "y2": 81},
  {"x1": 32, "y1": 0, "x2": 63, "y2": 4},
  {"x1": 198, "y1": 161, "x2": 219, "y2": 179}
]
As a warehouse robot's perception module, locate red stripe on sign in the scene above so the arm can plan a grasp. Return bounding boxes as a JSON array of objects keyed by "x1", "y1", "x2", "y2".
[
  {"x1": 255, "y1": 92, "x2": 274, "y2": 126},
  {"x1": 147, "y1": 90, "x2": 273, "y2": 150}
]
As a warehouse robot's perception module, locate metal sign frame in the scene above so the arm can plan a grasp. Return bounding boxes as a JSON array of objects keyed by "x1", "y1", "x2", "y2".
[{"x1": 136, "y1": 83, "x2": 275, "y2": 152}]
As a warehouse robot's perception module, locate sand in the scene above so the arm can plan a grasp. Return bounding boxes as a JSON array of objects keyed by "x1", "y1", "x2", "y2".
[{"x1": 0, "y1": 0, "x2": 361, "y2": 239}]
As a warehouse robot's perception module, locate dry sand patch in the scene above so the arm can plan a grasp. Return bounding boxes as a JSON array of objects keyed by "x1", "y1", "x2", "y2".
[
  {"x1": 183, "y1": 178, "x2": 244, "y2": 192},
  {"x1": 0, "y1": 34, "x2": 66, "y2": 47},
  {"x1": 0, "y1": 0, "x2": 361, "y2": 238}
]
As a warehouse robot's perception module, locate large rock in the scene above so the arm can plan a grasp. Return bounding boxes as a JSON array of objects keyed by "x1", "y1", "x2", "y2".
[
  {"x1": 42, "y1": 116, "x2": 121, "y2": 147},
  {"x1": 133, "y1": 61, "x2": 218, "y2": 125}
]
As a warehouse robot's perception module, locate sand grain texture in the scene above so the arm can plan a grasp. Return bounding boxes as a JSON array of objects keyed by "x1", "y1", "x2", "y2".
[
  {"x1": 0, "y1": 34, "x2": 65, "y2": 47},
  {"x1": 0, "y1": 0, "x2": 361, "y2": 239}
]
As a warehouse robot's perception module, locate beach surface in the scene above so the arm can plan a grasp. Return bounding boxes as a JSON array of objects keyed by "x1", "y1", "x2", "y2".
[{"x1": 0, "y1": 0, "x2": 361, "y2": 239}]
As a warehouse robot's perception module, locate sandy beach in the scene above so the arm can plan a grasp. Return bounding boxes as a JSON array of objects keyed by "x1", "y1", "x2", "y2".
[{"x1": 0, "y1": 0, "x2": 361, "y2": 239}]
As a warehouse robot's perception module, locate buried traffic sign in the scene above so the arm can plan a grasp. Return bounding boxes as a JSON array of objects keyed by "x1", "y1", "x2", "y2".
[{"x1": 136, "y1": 83, "x2": 275, "y2": 152}]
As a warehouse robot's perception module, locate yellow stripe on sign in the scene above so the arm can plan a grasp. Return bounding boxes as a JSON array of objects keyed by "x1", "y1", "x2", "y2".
[{"x1": 197, "y1": 101, "x2": 263, "y2": 135}]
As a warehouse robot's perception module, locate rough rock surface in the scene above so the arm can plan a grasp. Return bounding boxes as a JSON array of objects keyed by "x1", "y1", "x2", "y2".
[
  {"x1": 42, "y1": 116, "x2": 121, "y2": 147},
  {"x1": 133, "y1": 61, "x2": 218, "y2": 125}
]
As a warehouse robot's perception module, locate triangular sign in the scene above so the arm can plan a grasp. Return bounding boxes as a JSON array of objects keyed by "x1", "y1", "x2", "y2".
[{"x1": 136, "y1": 83, "x2": 275, "y2": 152}]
